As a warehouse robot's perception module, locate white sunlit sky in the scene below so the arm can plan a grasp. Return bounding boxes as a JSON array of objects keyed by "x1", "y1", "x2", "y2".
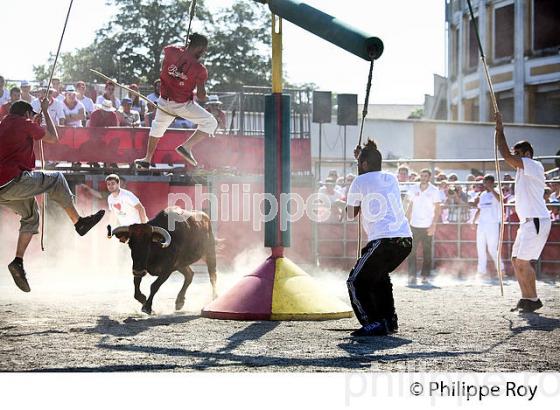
[{"x1": 1, "y1": 0, "x2": 446, "y2": 104}]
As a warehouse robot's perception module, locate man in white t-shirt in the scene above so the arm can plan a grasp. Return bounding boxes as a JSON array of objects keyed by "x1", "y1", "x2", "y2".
[
  {"x1": 75, "y1": 81, "x2": 95, "y2": 119},
  {"x1": 405, "y1": 168, "x2": 441, "y2": 285},
  {"x1": 106, "y1": 174, "x2": 148, "y2": 226},
  {"x1": 20, "y1": 81, "x2": 37, "y2": 104},
  {"x1": 345, "y1": 139, "x2": 413, "y2": 337},
  {"x1": 496, "y1": 113, "x2": 551, "y2": 312},
  {"x1": 32, "y1": 88, "x2": 65, "y2": 126},
  {"x1": 473, "y1": 175, "x2": 504, "y2": 279}
]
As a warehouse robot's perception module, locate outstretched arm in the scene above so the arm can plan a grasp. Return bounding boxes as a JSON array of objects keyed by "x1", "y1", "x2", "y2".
[
  {"x1": 40, "y1": 98, "x2": 59, "y2": 144},
  {"x1": 495, "y1": 112, "x2": 523, "y2": 169}
]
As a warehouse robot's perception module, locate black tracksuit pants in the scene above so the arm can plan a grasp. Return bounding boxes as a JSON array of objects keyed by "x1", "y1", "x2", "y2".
[{"x1": 347, "y1": 237, "x2": 412, "y2": 326}]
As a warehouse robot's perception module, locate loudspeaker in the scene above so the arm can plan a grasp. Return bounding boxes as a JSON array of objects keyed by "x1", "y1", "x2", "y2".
[
  {"x1": 337, "y1": 94, "x2": 358, "y2": 126},
  {"x1": 312, "y1": 91, "x2": 332, "y2": 123}
]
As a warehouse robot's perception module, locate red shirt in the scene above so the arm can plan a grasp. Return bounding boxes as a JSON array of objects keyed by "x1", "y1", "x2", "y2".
[
  {"x1": 0, "y1": 114, "x2": 45, "y2": 186},
  {"x1": 0, "y1": 102, "x2": 12, "y2": 121},
  {"x1": 89, "y1": 110, "x2": 119, "y2": 127},
  {"x1": 160, "y1": 45, "x2": 208, "y2": 103}
]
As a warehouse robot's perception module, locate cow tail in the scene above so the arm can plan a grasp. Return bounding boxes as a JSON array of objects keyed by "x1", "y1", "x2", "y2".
[{"x1": 206, "y1": 222, "x2": 218, "y2": 277}]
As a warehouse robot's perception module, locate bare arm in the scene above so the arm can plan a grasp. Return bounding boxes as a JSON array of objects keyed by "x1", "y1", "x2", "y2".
[
  {"x1": 196, "y1": 81, "x2": 207, "y2": 102},
  {"x1": 428, "y1": 202, "x2": 441, "y2": 236},
  {"x1": 78, "y1": 184, "x2": 104, "y2": 200},
  {"x1": 495, "y1": 112, "x2": 523, "y2": 169},
  {"x1": 473, "y1": 208, "x2": 480, "y2": 224},
  {"x1": 66, "y1": 108, "x2": 85, "y2": 123},
  {"x1": 135, "y1": 203, "x2": 148, "y2": 223},
  {"x1": 346, "y1": 205, "x2": 360, "y2": 220},
  {"x1": 40, "y1": 98, "x2": 59, "y2": 144},
  {"x1": 405, "y1": 198, "x2": 413, "y2": 221}
]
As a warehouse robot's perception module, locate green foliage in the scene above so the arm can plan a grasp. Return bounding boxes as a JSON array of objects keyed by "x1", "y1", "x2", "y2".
[
  {"x1": 92, "y1": 0, "x2": 213, "y2": 83},
  {"x1": 408, "y1": 108, "x2": 424, "y2": 119},
  {"x1": 34, "y1": 0, "x2": 272, "y2": 90},
  {"x1": 205, "y1": 0, "x2": 271, "y2": 91}
]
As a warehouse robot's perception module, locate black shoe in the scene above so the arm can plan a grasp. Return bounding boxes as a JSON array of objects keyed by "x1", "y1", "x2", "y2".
[
  {"x1": 175, "y1": 146, "x2": 198, "y2": 166},
  {"x1": 75, "y1": 210, "x2": 105, "y2": 236},
  {"x1": 350, "y1": 320, "x2": 389, "y2": 337},
  {"x1": 8, "y1": 260, "x2": 30, "y2": 293},
  {"x1": 134, "y1": 159, "x2": 151, "y2": 169},
  {"x1": 512, "y1": 298, "x2": 543, "y2": 313}
]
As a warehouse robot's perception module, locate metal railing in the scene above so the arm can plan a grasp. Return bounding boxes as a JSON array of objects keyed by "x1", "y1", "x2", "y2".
[{"x1": 213, "y1": 86, "x2": 312, "y2": 138}]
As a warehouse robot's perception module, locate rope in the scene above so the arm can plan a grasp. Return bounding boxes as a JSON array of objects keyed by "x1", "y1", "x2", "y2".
[
  {"x1": 466, "y1": 0, "x2": 504, "y2": 296},
  {"x1": 38, "y1": 0, "x2": 75, "y2": 251},
  {"x1": 356, "y1": 57, "x2": 375, "y2": 259},
  {"x1": 185, "y1": 0, "x2": 198, "y2": 47}
]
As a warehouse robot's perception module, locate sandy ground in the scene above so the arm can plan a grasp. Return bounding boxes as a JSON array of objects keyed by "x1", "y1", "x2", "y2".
[{"x1": 1, "y1": 266, "x2": 559, "y2": 373}]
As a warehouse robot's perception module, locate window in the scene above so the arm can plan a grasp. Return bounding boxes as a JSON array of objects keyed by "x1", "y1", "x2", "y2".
[
  {"x1": 534, "y1": 90, "x2": 560, "y2": 125},
  {"x1": 451, "y1": 27, "x2": 459, "y2": 77},
  {"x1": 495, "y1": 91, "x2": 514, "y2": 123},
  {"x1": 494, "y1": 4, "x2": 514, "y2": 59},
  {"x1": 534, "y1": 0, "x2": 560, "y2": 51},
  {"x1": 467, "y1": 17, "x2": 479, "y2": 70},
  {"x1": 464, "y1": 97, "x2": 479, "y2": 121}
]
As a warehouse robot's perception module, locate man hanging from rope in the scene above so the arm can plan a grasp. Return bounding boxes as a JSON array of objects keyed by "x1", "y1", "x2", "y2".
[
  {"x1": 345, "y1": 139, "x2": 413, "y2": 336},
  {"x1": 134, "y1": 33, "x2": 217, "y2": 169},
  {"x1": 0, "y1": 99, "x2": 105, "y2": 293},
  {"x1": 495, "y1": 113, "x2": 551, "y2": 312}
]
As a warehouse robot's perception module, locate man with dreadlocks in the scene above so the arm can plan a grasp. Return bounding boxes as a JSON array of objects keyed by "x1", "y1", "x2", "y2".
[
  {"x1": 345, "y1": 139, "x2": 413, "y2": 336},
  {"x1": 134, "y1": 33, "x2": 217, "y2": 169}
]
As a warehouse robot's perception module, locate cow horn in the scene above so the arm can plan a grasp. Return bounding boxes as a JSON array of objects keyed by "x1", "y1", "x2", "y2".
[
  {"x1": 151, "y1": 226, "x2": 171, "y2": 248},
  {"x1": 111, "y1": 226, "x2": 130, "y2": 237}
]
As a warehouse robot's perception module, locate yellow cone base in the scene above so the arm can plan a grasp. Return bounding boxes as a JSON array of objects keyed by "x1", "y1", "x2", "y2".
[{"x1": 270, "y1": 258, "x2": 352, "y2": 320}]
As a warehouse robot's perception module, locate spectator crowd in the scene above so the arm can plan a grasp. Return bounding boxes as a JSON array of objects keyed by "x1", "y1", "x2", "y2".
[{"x1": 0, "y1": 75, "x2": 227, "y2": 131}]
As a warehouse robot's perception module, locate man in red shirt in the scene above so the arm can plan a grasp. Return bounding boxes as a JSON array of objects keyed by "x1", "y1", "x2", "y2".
[
  {"x1": 88, "y1": 100, "x2": 119, "y2": 127},
  {"x1": 134, "y1": 33, "x2": 217, "y2": 169},
  {"x1": 0, "y1": 99, "x2": 105, "y2": 292},
  {"x1": 0, "y1": 87, "x2": 22, "y2": 121}
]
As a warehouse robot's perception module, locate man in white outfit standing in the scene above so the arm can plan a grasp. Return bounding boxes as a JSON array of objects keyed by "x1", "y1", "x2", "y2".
[
  {"x1": 106, "y1": 174, "x2": 148, "y2": 226},
  {"x1": 473, "y1": 174, "x2": 504, "y2": 279},
  {"x1": 496, "y1": 113, "x2": 551, "y2": 312}
]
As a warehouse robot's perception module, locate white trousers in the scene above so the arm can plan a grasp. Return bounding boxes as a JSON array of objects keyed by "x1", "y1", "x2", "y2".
[
  {"x1": 149, "y1": 98, "x2": 217, "y2": 138},
  {"x1": 476, "y1": 222, "x2": 504, "y2": 274}
]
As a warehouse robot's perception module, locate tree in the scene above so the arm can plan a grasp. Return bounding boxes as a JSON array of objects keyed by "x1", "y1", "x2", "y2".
[
  {"x1": 33, "y1": 1, "x2": 273, "y2": 90},
  {"x1": 93, "y1": 0, "x2": 212, "y2": 83},
  {"x1": 206, "y1": 0, "x2": 271, "y2": 91}
]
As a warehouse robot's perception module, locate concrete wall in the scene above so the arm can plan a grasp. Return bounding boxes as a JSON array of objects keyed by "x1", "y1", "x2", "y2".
[{"x1": 312, "y1": 118, "x2": 560, "y2": 180}]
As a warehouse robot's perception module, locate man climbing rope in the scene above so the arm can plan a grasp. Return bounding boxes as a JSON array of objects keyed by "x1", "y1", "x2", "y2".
[
  {"x1": 345, "y1": 139, "x2": 413, "y2": 336},
  {"x1": 0, "y1": 100, "x2": 105, "y2": 293},
  {"x1": 134, "y1": 33, "x2": 217, "y2": 169}
]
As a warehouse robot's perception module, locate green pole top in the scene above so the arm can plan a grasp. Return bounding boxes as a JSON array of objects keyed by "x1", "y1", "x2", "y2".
[{"x1": 263, "y1": 0, "x2": 383, "y2": 61}]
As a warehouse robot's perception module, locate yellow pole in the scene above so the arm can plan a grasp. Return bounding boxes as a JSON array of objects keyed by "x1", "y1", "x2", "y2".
[{"x1": 272, "y1": 14, "x2": 283, "y2": 93}]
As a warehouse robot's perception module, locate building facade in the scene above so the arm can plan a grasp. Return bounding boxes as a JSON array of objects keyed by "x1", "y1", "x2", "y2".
[{"x1": 445, "y1": 0, "x2": 559, "y2": 125}]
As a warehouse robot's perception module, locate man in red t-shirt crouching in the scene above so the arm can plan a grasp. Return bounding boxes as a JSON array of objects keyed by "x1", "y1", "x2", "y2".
[
  {"x1": 0, "y1": 99, "x2": 105, "y2": 293},
  {"x1": 134, "y1": 33, "x2": 217, "y2": 169}
]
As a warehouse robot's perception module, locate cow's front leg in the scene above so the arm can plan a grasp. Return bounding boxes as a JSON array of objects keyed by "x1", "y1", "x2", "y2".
[
  {"x1": 133, "y1": 276, "x2": 147, "y2": 305},
  {"x1": 142, "y1": 272, "x2": 172, "y2": 314},
  {"x1": 176, "y1": 267, "x2": 194, "y2": 310},
  {"x1": 209, "y1": 271, "x2": 218, "y2": 300}
]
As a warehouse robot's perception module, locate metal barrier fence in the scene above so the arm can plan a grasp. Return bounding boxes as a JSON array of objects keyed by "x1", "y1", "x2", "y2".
[
  {"x1": 214, "y1": 86, "x2": 312, "y2": 138},
  {"x1": 314, "y1": 213, "x2": 560, "y2": 277}
]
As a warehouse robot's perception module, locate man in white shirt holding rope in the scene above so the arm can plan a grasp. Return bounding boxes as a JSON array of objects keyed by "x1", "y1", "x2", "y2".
[{"x1": 496, "y1": 113, "x2": 551, "y2": 312}]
